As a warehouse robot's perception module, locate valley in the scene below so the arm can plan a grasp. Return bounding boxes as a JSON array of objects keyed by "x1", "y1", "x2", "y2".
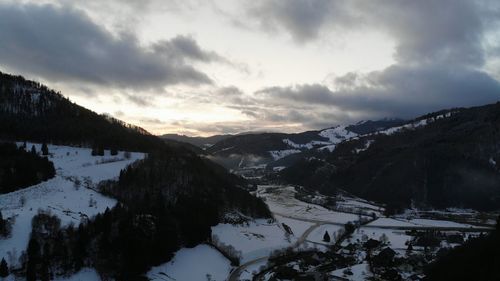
[
  {"x1": 0, "y1": 71, "x2": 499, "y2": 280},
  {"x1": 146, "y1": 177, "x2": 495, "y2": 281}
]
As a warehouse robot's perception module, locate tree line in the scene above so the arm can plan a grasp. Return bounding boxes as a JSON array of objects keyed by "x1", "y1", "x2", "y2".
[
  {"x1": 0, "y1": 142, "x2": 55, "y2": 194},
  {"x1": 15, "y1": 146, "x2": 271, "y2": 280}
]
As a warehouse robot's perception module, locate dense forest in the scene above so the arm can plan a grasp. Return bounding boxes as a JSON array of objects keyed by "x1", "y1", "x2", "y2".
[
  {"x1": 0, "y1": 72, "x2": 164, "y2": 152},
  {"x1": 425, "y1": 218, "x2": 500, "y2": 281},
  {"x1": 0, "y1": 71, "x2": 273, "y2": 279},
  {"x1": 0, "y1": 142, "x2": 55, "y2": 194},
  {"x1": 281, "y1": 103, "x2": 500, "y2": 212},
  {"x1": 19, "y1": 146, "x2": 271, "y2": 280}
]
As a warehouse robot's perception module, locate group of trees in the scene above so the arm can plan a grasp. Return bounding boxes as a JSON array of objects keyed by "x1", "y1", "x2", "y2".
[
  {"x1": 0, "y1": 71, "x2": 273, "y2": 279},
  {"x1": 0, "y1": 71, "x2": 165, "y2": 153},
  {"x1": 0, "y1": 142, "x2": 55, "y2": 194},
  {"x1": 0, "y1": 211, "x2": 10, "y2": 238},
  {"x1": 91, "y1": 144, "x2": 119, "y2": 156},
  {"x1": 281, "y1": 103, "x2": 500, "y2": 211},
  {"x1": 0, "y1": 258, "x2": 8, "y2": 278},
  {"x1": 425, "y1": 218, "x2": 500, "y2": 281},
  {"x1": 17, "y1": 146, "x2": 271, "y2": 279}
]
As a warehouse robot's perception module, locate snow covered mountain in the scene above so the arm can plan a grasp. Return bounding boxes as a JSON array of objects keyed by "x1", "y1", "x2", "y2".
[
  {"x1": 281, "y1": 102, "x2": 500, "y2": 211},
  {"x1": 161, "y1": 133, "x2": 233, "y2": 149},
  {"x1": 205, "y1": 119, "x2": 404, "y2": 170},
  {"x1": 0, "y1": 71, "x2": 271, "y2": 280}
]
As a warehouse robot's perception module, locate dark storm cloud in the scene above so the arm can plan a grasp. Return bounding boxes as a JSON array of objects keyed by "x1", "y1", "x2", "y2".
[
  {"x1": 256, "y1": 84, "x2": 335, "y2": 105},
  {"x1": 248, "y1": 0, "x2": 345, "y2": 42},
  {"x1": 249, "y1": 0, "x2": 493, "y2": 65},
  {"x1": 245, "y1": 0, "x2": 500, "y2": 126},
  {"x1": 257, "y1": 65, "x2": 500, "y2": 119},
  {"x1": 152, "y1": 35, "x2": 224, "y2": 63},
  {"x1": 0, "y1": 3, "x2": 219, "y2": 89},
  {"x1": 367, "y1": 0, "x2": 486, "y2": 66}
]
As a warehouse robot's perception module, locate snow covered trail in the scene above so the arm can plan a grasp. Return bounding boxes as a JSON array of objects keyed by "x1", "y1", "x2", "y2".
[{"x1": 0, "y1": 143, "x2": 144, "y2": 269}]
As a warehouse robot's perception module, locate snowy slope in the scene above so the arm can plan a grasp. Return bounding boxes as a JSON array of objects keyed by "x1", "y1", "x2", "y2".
[
  {"x1": 0, "y1": 143, "x2": 144, "y2": 269},
  {"x1": 147, "y1": 244, "x2": 232, "y2": 281},
  {"x1": 269, "y1": 125, "x2": 359, "y2": 157},
  {"x1": 212, "y1": 216, "x2": 315, "y2": 263}
]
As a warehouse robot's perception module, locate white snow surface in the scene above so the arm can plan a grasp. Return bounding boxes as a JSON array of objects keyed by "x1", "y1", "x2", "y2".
[
  {"x1": 268, "y1": 149, "x2": 301, "y2": 160},
  {"x1": 256, "y1": 186, "x2": 365, "y2": 223},
  {"x1": 53, "y1": 268, "x2": 101, "y2": 281},
  {"x1": 348, "y1": 227, "x2": 412, "y2": 250},
  {"x1": 147, "y1": 244, "x2": 231, "y2": 281},
  {"x1": 377, "y1": 112, "x2": 455, "y2": 136},
  {"x1": 306, "y1": 224, "x2": 344, "y2": 245},
  {"x1": 276, "y1": 125, "x2": 358, "y2": 155},
  {"x1": 367, "y1": 217, "x2": 485, "y2": 229},
  {"x1": 330, "y1": 262, "x2": 371, "y2": 280},
  {"x1": 0, "y1": 143, "x2": 144, "y2": 268},
  {"x1": 319, "y1": 126, "x2": 357, "y2": 143},
  {"x1": 212, "y1": 215, "x2": 314, "y2": 263}
]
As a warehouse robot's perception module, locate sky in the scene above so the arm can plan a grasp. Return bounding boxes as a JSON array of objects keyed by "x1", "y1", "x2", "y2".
[{"x1": 0, "y1": 0, "x2": 500, "y2": 136}]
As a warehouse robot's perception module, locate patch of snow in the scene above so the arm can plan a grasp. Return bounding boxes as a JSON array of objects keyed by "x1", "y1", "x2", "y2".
[
  {"x1": 354, "y1": 139, "x2": 374, "y2": 154},
  {"x1": 377, "y1": 112, "x2": 456, "y2": 136},
  {"x1": 349, "y1": 227, "x2": 412, "y2": 250},
  {"x1": 330, "y1": 262, "x2": 371, "y2": 280},
  {"x1": 239, "y1": 258, "x2": 268, "y2": 281},
  {"x1": 147, "y1": 244, "x2": 231, "y2": 281},
  {"x1": 268, "y1": 149, "x2": 301, "y2": 160},
  {"x1": 54, "y1": 268, "x2": 101, "y2": 281},
  {"x1": 257, "y1": 186, "x2": 365, "y2": 223},
  {"x1": 306, "y1": 224, "x2": 344, "y2": 245},
  {"x1": 212, "y1": 220, "x2": 286, "y2": 262},
  {"x1": 319, "y1": 126, "x2": 357, "y2": 143},
  {"x1": 0, "y1": 143, "x2": 144, "y2": 268},
  {"x1": 367, "y1": 217, "x2": 486, "y2": 229},
  {"x1": 318, "y1": 144, "x2": 337, "y2": 152},
  {"x1": 272, "y1": 166, "x2": 286, "y2": 172}
]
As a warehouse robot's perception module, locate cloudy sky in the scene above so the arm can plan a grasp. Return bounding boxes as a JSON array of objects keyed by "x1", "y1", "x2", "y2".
[{"x1": 1, "y1": 0, "x2": 500, "y2": 136}]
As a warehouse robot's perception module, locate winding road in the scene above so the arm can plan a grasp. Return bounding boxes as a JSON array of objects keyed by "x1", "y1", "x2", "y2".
[{"x1": 227, "y1": 214, "x2": 341, "y2": 281}]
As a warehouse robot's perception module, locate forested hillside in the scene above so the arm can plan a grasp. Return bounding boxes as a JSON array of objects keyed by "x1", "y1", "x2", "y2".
[
  {"x1": 0, "y1": 72, "x2": 163, "y2": 152},
  {"x1": 281, "y1": 103, "x2": 500, "y2": 211},
  {"x1": 0, "y1": 71, "x2": 272, "y2": 280},
  {"x1": 22, "y1": 146, "x2": 270, "y2": 280},
  {"x1": 0, "y1": 142, "x2": 55, "y2": 194},
  {"x1": 425, "y1": 219, "x2": 500, "y2": 281}
]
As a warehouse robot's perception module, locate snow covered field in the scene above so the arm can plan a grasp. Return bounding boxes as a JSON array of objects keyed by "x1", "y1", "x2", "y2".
[
  {"x1": 212, "y1": 215, "x2": 315, "y2": 262},
  {"x1": 0, "y1": 143, "x2": 144, "y2": 269},
  {"x1": 336, "y1": 197, "x2": 385, "y2": 217},
  {"x1": 256, "y1": 185, "x2": 365, "y2": 223},
  {"x1": 306, "y1": 224, "x2": 344, "y2": 245},
  {"x1": 347, "y1": 227, "x2": 413, "y2": 250},
  {"x1": 366, "y1": 217, "x2": 488, "y2": 229},
  {"x1": 147, "y1": 244, "x2": 232, "y2": 281}
]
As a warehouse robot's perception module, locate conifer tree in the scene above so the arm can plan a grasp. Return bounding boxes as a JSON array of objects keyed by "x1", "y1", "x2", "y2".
[
  {"x1": 323, "y1": 230, "x2": 331, "y2": 242},
  {"x1": 98, "y1": 145, "x2": 105, "y2": 156},
  {"x1": 0, "y1": 211, "x2": 5, "y2": 236},
  {"x1": 406, "y1": 243, "x2": 413, "y2": 254},
  {"x1": 91, "y1": 145, "x2": 98, "y2": 156},
  {"x1": 41, "y1": 143, "x2": 49, "y2": 156},
  {"x1": 30, "y1": 145, "x2": 37, "y2": 155},
  {"x1": 26, "y1": 259, "x2": 36, "y2": 281},
  {"x1": 0, "y1": 258, "x2": 8, "y2": 278}
]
